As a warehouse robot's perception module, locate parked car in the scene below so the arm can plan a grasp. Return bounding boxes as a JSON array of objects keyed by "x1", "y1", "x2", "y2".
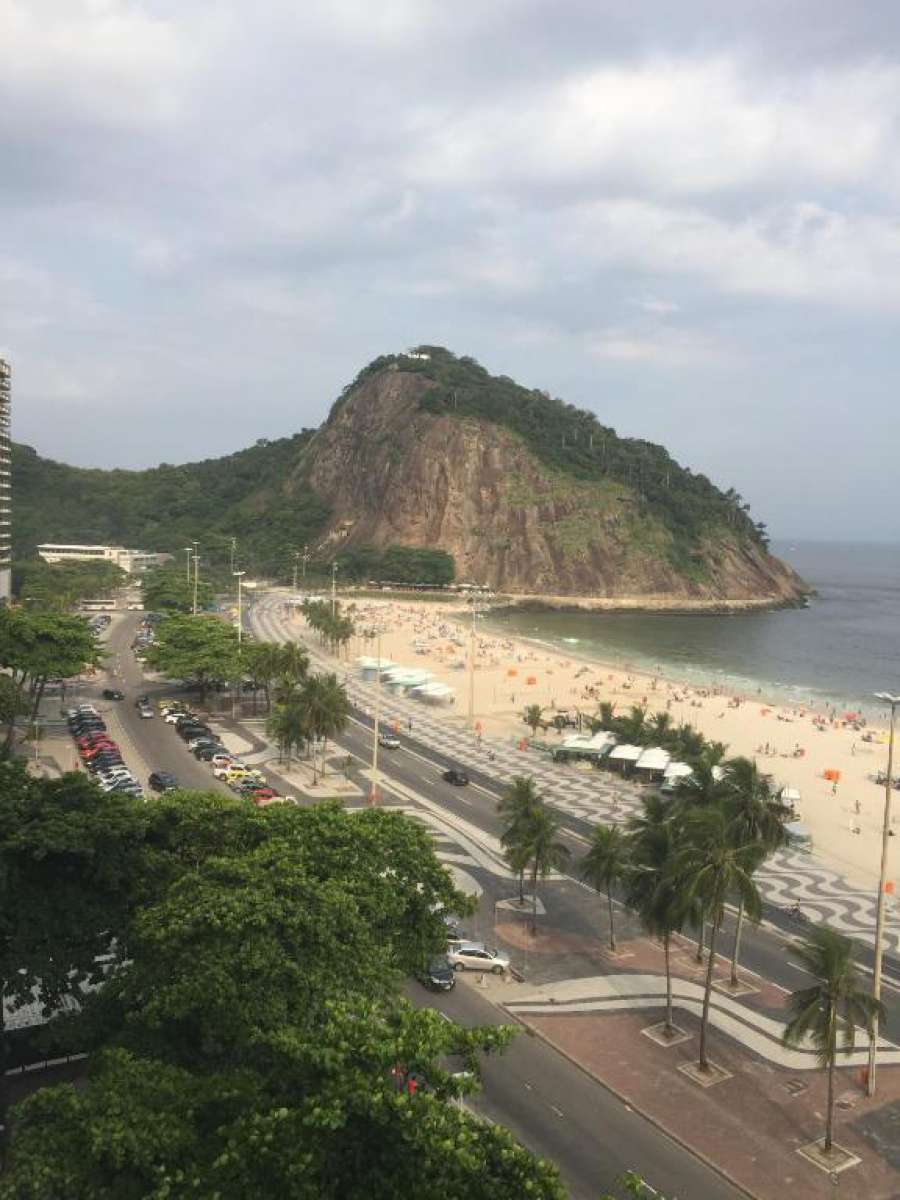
[
  {"x1": 446, "y1": 945, "x2": 510, "y2": 975},
  {"x1": 378, "y1": 734, "x2": 401, "y2": 749},
  {"x1": 148, "y1": 772, "x2": 179, "y2": 793},
  {"x1": 177, "y1": 724, "x2": 211, "y2": 740},
  {"x1": 101, "y1": 689, "x2": 125, "y2": 701},
  {"x1": 415, "y1": 957, "x2": 456, "y2": 992},
  {"x1": 442, "y1": 768, "x2": 470, "y2": 787},
  {"x1": 194, "y1": 745, "x2": 228, "y2": 761}
]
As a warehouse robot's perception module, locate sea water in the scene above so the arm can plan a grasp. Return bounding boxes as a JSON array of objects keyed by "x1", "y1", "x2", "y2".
[{"x1": 484, "y1": 541, "x2": 900, "y2": 718}]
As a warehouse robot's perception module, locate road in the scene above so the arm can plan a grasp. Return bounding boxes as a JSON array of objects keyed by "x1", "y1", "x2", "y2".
[{"x1": 92, "y1": 611, "x2": 745, "y2": 1199}]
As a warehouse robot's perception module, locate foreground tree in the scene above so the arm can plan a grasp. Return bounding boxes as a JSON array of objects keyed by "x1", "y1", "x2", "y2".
[
  {"x1": 522, "y1": 704, "x2": 544, "y2": 737},
  {"x1": 782, "y1": 926, "x2": 884, "y2": 1154},
  {"x1": 498, "y1": 776, "x2": 541, "y2": 902},
  {"x1": 0, "y1": 765, "x2": 149, "y2": 1132},
  {"x1": 580, "y1": 824, "x2": 630, "y2": 952},
  {"x1": 526, "y1": 805, "x2": 570, "y2": 935}
]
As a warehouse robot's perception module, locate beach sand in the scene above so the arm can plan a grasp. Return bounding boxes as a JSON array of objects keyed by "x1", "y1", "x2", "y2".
[{"x1": 295, "y1": 595, "x2": 897, "y2": 893}]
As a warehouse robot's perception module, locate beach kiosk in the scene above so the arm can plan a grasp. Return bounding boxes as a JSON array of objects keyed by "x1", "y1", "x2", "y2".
[
  {"x1": 660, "y1": 760, "x2": 693, "y2": 795},
  {"x1": 552, "y1": 731, "x2": 617, "y2": 765},
  {"x1": 633, "y1": 747, "x2": 671, "y2": 783},
  {"x1": 606, "y1": 744, "x2": 643, "y2": 776},
  {"x1": 780, "y1": 786, "x2": 802, "y2": 819}
]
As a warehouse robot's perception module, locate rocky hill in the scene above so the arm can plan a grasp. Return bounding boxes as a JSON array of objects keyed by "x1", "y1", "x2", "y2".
[
  {"x1": 12, "y1": 347, "x2": 808, "y2": 607},
  {"x1": 302, "y1": 348, "x2": 807, "y2": 607}
]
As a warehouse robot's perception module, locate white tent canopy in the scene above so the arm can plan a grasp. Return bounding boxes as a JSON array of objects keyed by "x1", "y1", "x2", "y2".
[
  {"x1": 562, "y1": 732, "x2": 617, "y2": 752},
  {"x1": 663, "y1": 761, "x2": 693, "y2": 781},
  {"x1": 607, "y1": 744, "x2": 643, "y2": 763},
  {"x1": 781, "y1": 786, "x2": 801, "y2": 804},
  {"x1": 635, "y1": 747, "x2": 671, "y2": 772}
]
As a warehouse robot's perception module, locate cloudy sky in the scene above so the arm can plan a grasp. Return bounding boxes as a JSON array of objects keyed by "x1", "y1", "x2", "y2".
[{"x1": 3, "y1": 1, "x2": 900, "y2": 541}]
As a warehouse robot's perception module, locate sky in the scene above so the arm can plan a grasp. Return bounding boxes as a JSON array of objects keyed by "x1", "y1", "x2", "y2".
[{"x1": 2, "y1": 1, "x2": 900, "y2": 542}]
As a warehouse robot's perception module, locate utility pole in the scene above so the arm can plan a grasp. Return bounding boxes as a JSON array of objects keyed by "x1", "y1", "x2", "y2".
[
  {"x1": 868, "y1": 691, "x2": 899, "y2": 1095},
  {"x1": 369, "y1": 627, "x2": 382, "y2": 805},
  {"x1": 292, "y1": 550, "x2": 299, "y2": 592},
  {"x1": 230, "y1": 536, "x2": 237, "y2": 575},
  {"x1": 184, "y1": 546, "x2": 192, "y2": 584},
  {"x1": 192, "y1": 555, "x2": 200, "y2": 615},
  {"x1": 331, "y1": 560, "x2": 338, "y2": 618},
  {"x1": 234, "y1": 571, "x2": 246, "y2": 645},
  {"x1": 302, "y1": 544, "x2": 309, "y2": 581},
  {"x1": 467, "y1": 598, "x2": 476, "y2": 728}
]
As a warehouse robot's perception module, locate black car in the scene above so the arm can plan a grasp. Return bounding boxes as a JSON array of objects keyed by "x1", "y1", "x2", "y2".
[
  {"x1": 101, "y1": 689, "x2": 125, "y2": 701},
  {"x1": 415, "y1": 957, "x2": 456, "y2": 992},
  {"x1": 148, "y1": 772, "x2": 179, "y2": 793},
  {"x1": 193, "y1": 743, "x2": 226, "y2": 759},
  {"x1": 442, "y1": 769, "x2": 470, "y2": 787},
  {"x1": 177, "y1": 724, "x2": 211, "y2": 741},
  {"x1": 135, "y1": 695, "x2": 150, "y2": 708},
  {"x1": 70, "y1": 721, "x2": 107, "y2": 736}
]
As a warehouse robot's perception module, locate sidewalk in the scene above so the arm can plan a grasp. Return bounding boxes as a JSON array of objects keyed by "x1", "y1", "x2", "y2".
[{"x1": 462, "y1": 924, "x2": 900, "y2": 1200}]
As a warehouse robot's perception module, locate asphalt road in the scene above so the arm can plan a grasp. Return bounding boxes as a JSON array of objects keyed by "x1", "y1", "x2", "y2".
[{"x1": 403, "y1": 976, "x2": 744, "y2": 1200}]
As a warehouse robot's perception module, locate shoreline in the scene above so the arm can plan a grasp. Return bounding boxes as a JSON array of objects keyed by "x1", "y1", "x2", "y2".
[{"x1": 309, "y1": 593, "x2": 897, "y2": 892}]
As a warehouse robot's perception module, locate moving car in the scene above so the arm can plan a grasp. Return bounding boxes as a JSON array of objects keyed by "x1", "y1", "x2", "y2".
[
  {"x1": 378, "y1": 734, "x2": 400, "y2": 749},
  {"x1": 446, "y1": 944, "x2": 510, "y2": 974},
  {"x1": 101, "y1": 689, "x2": 124, "y2": 701},
  {"x1": 415, "y1": 956, "x2": 456, "y2": 992},
  {"x1": 442, "y1": 768, "x2": 470, "y2": 787},
  {"x1": 138, "y1": 705, "x2": 155, "y2": 719},
  {"x1": 148, "y1": 772, "x2": 179, "y2": 793}
]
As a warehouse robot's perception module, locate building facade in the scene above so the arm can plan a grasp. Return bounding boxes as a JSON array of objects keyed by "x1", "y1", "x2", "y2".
[
  {"x1": 36, "y1": 544, "x2": 172, "y2": 573},
  {"x1": 0, "y1": 359, "x2": 10, "y2": 601}
]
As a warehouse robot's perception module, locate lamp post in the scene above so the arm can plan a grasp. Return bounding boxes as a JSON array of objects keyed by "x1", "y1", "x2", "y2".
[
  {"x1": 369, "y1": 626, "x2": 383, "y2": 806},
  {"x1": 234, "y1": 571, "x2": 246, "y2": 645},
  {"x1": 292, "y1": 551, "x2": 299, "y2": 593},
  {"x1": 192, "y1": 555, "x2": 200, "y2": 615},
  {"x1": 331, "y1": 560, "x2": 338, "y2": 618},
  {"x1": 302, "y1": 544, "x2": 309, "y2": 581},
  {"x1": 183, "y1": 546, "x2": 192, "y2": 584},
  {"x1": 867, "y1": 690, "x2": 899, "y2": 1095},
  {"x1": 230, "y1": 536, "x2": 237, "y2": 576}
]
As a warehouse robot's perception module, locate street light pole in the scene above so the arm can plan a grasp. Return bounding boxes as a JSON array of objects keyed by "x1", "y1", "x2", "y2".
[
  {"x1": 867, "y1": 690, "x2": 899, "y2": 1095},
  {"x1": 370, "y1": 627, "x2": 382, "y2": 806},
  {"x1": 234, "y1": 571, "x2": 246, "y2": 645},
  {"x1": 331, "y1": 560, "x2": 338, "y2": 618},
  {"x1": 292, "y1": 551, "x2": 299, "y2": 593},
  {"x1": 230, "y1": 536, "x2": 237, "y2": 576},
  {"x1": 184, "y1": 546, "x2": 192, "y2": 584},
  {"x1": 192, "y1": 555, "x2": 200, "y2": 615},
  {"x1": 302, "y1": 544, "x2": 309, "y2": 581},
  {"x1": 467, "y1": 598, "x2": 476, "y2": 728}
]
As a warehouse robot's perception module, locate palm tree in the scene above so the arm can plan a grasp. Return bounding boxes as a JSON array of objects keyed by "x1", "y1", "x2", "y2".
[
  {"x1": 580, "y1": 824, "x2": 630, "y2": 951},
  {"x1": 522, "y1": 704, "x2": 544, "y2": 737},
  {"x1": 295, "y1": 673, "x2": 350, "y2": 783},
  {"x1": 279, "y1": 641, "x2": 310, "y2": 689},
  {"x1": 620, "y1": 704, "x2": 648, "y2": 744},
  {"x1": 626, "y1": 795, "x2": 689, "y2": 1038},
  {"x1": 498, "y1": 777, "x2": 541, "y2": 902},
  {"x1": 673, "y1": 761, "x2": 727, "y2": 961},
  {"x1": 676, "y1": 808, "x2": 762, "y2": 1072},
  {"x1": 266, "y1": 698, "x2": 308, "y2": 766},
  {"x1": 783, "y1": 927, "x2": 884, "y2": 1154},
  {"x1": 647, "y1": 711, "x2": 673, "y2": 743},
  {"x1": 722, "y1": 757, "x2": 790, "y2": 985},
  {"x1": 526, "y1": 805, "x2": 570, "y2": 935}
]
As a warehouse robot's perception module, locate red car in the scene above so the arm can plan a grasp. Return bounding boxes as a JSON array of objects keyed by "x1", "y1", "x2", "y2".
[{"x1": 81, "y1": 742, "x2": 120, "y2": 760}]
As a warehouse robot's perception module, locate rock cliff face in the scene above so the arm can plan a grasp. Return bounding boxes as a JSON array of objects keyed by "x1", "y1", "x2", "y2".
[{"x1": 301, "y1": 367, "x2": 808, "y2": 607}]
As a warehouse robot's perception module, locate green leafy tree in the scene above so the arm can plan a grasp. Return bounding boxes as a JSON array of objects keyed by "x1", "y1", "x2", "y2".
[
  {"x1": 297, "y1": 672, "x2": 351, "y2": 782},
  {"x1": 0, "y1": 765, "x2": 149, "y2": 1129},
  {"x1": 144, "y1": 613, "x2": 240, "y2": 703},
  {"x1": 142, "y1": 565, "x2": 214, "y2": 614},
  {"x1": 13, "y1": 559, "x2": 125, "y2": 610},
  {"x1": 673, "y1": 761, "x2": 727, "y2": 960},
  {"x1": 675, "y1": 809, "x2": 762, "y2": 1072},
  {"x1": 522, "y1": 704, "x2": 544, "y2": 737},
  {"x1": 580, "y1": 824, "x2": 630, "y2": 952},
  {"x1": 782, "y1": 927, "x2": 884, "y2": 1154},
  {"x1": 0, "y1": 608, "x2": 102, "y2": 754},
  {"x1": 267, "y1": 697, "x2": 309, "y2": 766},
  {"x1": 721, "y1": 757, "x2": 789, "y2": 985}
]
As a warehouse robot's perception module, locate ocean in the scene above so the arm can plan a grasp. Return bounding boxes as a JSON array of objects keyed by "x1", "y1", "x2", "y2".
[{"x1": 484, "y1": 541, "x2": 900, "y2": 717}]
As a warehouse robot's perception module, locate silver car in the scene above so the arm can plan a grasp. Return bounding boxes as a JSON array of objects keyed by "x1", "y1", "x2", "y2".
[{"x1": 446, "y1": 944, "x2": 510, "y2": 975}]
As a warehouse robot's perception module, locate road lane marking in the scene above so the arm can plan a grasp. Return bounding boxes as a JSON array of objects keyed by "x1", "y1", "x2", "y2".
[{"x1": 550, "y1": 1104, "x2": 564, "y2": 1118}]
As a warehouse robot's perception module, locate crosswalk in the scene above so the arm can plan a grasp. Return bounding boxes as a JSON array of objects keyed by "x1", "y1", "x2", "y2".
[{"x1": 250, "y1": 594, "x2": 900, "y2": 957}]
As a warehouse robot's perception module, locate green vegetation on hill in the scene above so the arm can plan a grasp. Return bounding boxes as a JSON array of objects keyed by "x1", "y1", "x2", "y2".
[
  {"x1": 11, "y1": 433, "x2": 329, "y2": 577},
  {"x1": 325, "y1": 545, "x2": 455, "y2": 585},
  {"x1": 333, "y1": 347, "x2": 769, "y2": 568}
]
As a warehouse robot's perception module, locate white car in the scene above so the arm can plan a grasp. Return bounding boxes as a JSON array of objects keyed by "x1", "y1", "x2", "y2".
[
  {"x1": 446, "y1": 945, "x2": 510, "y2": 975},
  {"x1": 138, "y1": 705, "x2": 154, "y2": 719},
  {"x1": 163, "y1": 711, "x2": 191, "y2": 723},
  {"x1": 378, "y1": 734, "x2": 400, "y2": 749}
]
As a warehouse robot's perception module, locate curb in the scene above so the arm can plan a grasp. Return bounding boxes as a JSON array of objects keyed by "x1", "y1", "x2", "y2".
[{"x1": 498, "y1": 999, "x2": 760, "y2": 1200}]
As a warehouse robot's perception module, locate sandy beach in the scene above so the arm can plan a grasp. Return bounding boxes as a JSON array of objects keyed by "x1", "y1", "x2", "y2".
[{"x1": 293, "y1": 595, "x2": 897, "y2": 892}]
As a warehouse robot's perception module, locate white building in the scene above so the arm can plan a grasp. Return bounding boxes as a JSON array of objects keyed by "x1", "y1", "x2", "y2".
[{"x1": 37, "y1": 544, "x2": 172, "y2": 573}]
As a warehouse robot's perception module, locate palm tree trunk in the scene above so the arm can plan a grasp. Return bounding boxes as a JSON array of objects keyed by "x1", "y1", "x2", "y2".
[
  {"x1": 664, "y1": 934, "x2": 673, "y2": 1034},
  {"x1": 698, "y1": 913, "x2": 722, "y2": 1070},
  {"x1": 607, "y1": 885, "x2": 616, "y2": 951},
  {"x1": 530, "y1": 861, "x2": 538, "y2": 935},
  {"x1": 695, "y1": 907, "x2": 706, "y2": 962},
  {"x1": 730, "y1": 898, "x2": 745, "y2": 986},
  {"x1": 825, "y1": 1054, "x2": 835, "y2": 1153},
  {"x1": 518, "y1": 867, "x2": 525, "y2": 904}
]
